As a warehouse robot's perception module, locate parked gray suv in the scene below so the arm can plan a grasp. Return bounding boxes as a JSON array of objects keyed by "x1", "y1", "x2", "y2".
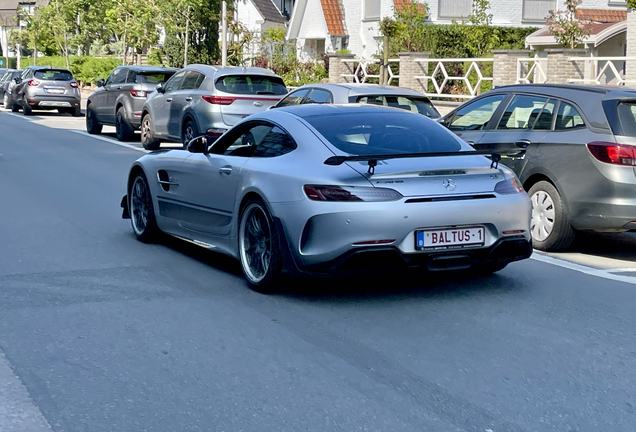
[
  {"x1": 9, "y1": 66, "x2": 81, "y2": 116},
  {"x1": 140, "y1": 65, "x2": 287, "y2": 150},
  {"x1": 86, "y1": 65, "x2": 176, "y2": 141},
  {"x1": 441, "y1": 84, "x2": 636, "y2": 251}
]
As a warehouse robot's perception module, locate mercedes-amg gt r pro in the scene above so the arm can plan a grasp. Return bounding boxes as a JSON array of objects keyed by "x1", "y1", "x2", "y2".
[{"x1": 121, "y1": 104, "x2": 532, "y2": 292}]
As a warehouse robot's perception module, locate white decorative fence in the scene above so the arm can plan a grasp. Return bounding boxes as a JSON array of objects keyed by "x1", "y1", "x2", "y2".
[
  {"x1": 339, "y1": 58, "x2": 400, "y2": 85},
  {"x1": 412, "y1": 58, "x2": 494, "y2": 99},
  {"x1": 565, "y1": 56, "x2": 636, "y2": 86},
  {"x1": 516, "y1": 58, "x2": 547, "y2": 84}
]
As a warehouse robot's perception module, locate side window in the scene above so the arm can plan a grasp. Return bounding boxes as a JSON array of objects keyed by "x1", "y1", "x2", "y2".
[
  {"x1": 181, "y1": 71, "x2": 205, "y2": 90},
  {"x1": 104, "y1": 69, "x2": 117, "y2": 86},
  {"x1": 496, "y1": 94, "x2": 549, "y2": 130},
  {"x1": 126, "y1": 70, "x2": 137, "y2": 84},
  {"x1": 305, "y1": 89, "x2": 332, "y2": 104},
  {"x1": 216, "y1": 125, "x2": 272, "y2": 157},
  {"x1": 276, "y1": 89, "x2": 309, "y2": 107},
  {"x1": 530, "y1": 98, "x2": 557, "y2": 130},
  {"x1": 252, "y1": 126, "x2": 297, "y2": 157},
  {"x1": 112, "y1": 68, "x2": 128, "y2": 85},
  {"x1": 357, "y1": 95, "x2": 387, "y2": 106},
  {"x1": 164, "y1": 70, "x2": 186, "y2": 93},
  {"x1": 555, "y1": 102, "x2": 585, "y2": 130},
  {"x1": 448, "y1": 94, "x2": 506, "y2": 132}
]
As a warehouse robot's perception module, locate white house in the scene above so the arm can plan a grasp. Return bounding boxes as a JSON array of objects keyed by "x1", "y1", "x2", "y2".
[
  {"x1": 287, "y1": 0, "x2": 629, "y2": 60},
  {"x1": 0, "y1": 0, "x2": 38, "y2": 65}
]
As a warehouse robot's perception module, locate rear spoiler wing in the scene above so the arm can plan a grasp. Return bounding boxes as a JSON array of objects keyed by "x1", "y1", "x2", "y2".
[{"x1": 324, "y1": 143, "x2": 528, "y2": 174}]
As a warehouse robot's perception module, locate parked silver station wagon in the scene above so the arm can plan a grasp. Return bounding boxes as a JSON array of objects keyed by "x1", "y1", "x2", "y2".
[
  {"x1": 86, "y1": 65, "x2": 176, "y2": 141},
  {"x1": 140, "y1": 65, "x2": 287, "y2": 150},
  {"x1": 272, "y1": 83, "x2": 440, "y2": 118},
  {"x1": 441, "y1": 84, "x2": 636, "y2": 251}
]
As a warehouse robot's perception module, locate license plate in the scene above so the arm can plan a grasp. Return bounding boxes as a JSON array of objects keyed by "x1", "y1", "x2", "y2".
[
  {"x1": 416, "y1": 227, "x2": 485, "y2": 250},
  {"x1": 44, "y1": 88, "x2": 64, "y2": 94}
]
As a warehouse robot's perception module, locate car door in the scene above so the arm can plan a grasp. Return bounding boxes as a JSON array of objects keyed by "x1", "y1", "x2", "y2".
[
  {"x1": 168, "y1": 70, "x2": 205, "y2": 139},
  {"x1": 176, "y1": 122, "x2": 272, "y2": 237},
  {"x1": 473, "y1": 94, "x2": 556, "y2": 176},
  {"x1": 102, "y1": 67, "x2": 128, "y2": 124},
  {"x1": 442, "y1": 93, "x2": 510, "y2": 145},
  {"x1": 14, "y1": 69, "x2": 32, "y2": 102},
  {"x1": 149, "y1": 70, "x2": 186, "y2": 137}
]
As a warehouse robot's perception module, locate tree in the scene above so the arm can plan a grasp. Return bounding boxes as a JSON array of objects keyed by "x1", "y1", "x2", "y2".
[
  {"x1": 106, "y1": 0, "x2": 160, "y2": 65},
  {"x1": 546, "y1": 0, "x2": 592, "y2": 49}
]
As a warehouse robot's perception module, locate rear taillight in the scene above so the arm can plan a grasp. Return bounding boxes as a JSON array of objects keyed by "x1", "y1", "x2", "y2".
[
  {"x1": 130, "y1": 90, "x2": 146, "y2": 97},
  {"x1": 587, "y1": 141, "x2": 636, "y2": 166},
  {"x1": 202, "y1": 95, "x2": 236, "y2": 105},
  {"x1": 303, "y1": 185, "x2": 402, "y2": 202},
  {"x1": 27, "y1": 79, "x2": 40, "y2": 87},
  {"x1": 494, "y1": 176, "x2": 524, "y2": 194},
  {"x1": 70, "y1": 81, "x2": 79, "y2": 88},
  {"x1": 206, "y1": 128, "x2": 227, "y2": 141}
]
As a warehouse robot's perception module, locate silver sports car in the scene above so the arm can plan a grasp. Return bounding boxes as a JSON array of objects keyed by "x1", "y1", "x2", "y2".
[{"x1": 121, "y1": 104, "x2": 532, "y2": 292}]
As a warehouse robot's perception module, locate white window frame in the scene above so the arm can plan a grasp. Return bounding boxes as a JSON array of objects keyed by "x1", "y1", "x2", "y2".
[
  {"x1": 438, "y1": 0, "x2": 472, "y2": 19},
  {"x1": 364, "y1": 0, "x2": 381, "y2": 20},
  {"x1": 522, "y1": 0, "x2": 556, "y2": 23}
]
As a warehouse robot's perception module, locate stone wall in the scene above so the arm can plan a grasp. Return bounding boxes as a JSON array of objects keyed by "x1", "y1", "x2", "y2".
[
  {"x1": 328, "y1": 54, "x2": 356, "y2": 84},
  {"x1": 397, "y1": 52, "x2": 429, "y2": 92},
  {"x1": 545, "y1": 49, "x2": 587, "y2": 84},
  {"x1": 492, "y1": 50, "x2": 531, "y2": 88}
]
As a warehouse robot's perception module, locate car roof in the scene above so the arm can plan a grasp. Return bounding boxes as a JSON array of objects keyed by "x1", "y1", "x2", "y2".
[
  {"x1": 184, "y1": 64, "x2": 282, "y2": 79},
  {"x1": 276, "y1": 103, "x2": 423, "y2": 118},
  {"x1": 122, "y1": 65, "x2": 176, "y2": 72},
  {"x1": 293, "y1": 82, "x2": 428, "y2": 97}
]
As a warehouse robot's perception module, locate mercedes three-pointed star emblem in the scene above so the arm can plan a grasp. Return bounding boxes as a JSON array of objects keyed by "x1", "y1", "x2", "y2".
[{"x1": 443, "y1": 179, "x2": 457, "y2": 191}]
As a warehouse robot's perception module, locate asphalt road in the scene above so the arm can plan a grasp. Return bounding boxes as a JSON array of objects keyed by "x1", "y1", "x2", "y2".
[{"x1": 1, "y1": 109, "x2": 636, "y2": 432}]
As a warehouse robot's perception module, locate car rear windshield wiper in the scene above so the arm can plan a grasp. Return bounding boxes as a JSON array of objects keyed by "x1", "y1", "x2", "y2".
[{"x1": 324, "y1": 145, "x2": 527, "y2": 174}]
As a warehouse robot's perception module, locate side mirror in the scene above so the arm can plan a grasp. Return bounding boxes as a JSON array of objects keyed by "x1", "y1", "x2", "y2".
[
  {"x1": 96, "y1": 78, "x2": 105, "y2": 87},
  {"x1": 13, "y1": 77, "x2": 21, "y2": 84},
  {"x1": 156, "y1": 83, "x2": 165, "y2": 94},
  {"x1": 187, "y1": 136, "x2": 209, "y2": 154}
]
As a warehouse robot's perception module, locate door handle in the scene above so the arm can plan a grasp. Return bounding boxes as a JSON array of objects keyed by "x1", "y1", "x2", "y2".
[
  {"x1": 116, "y1": 86, "x2": 122, "y2": 90},
  {"x1": 219, "y1": 166, "x2": 232, "y2": 175},
  {"x1": 185, "y1": 97, "x2": 193, "y2": 102},
  {"x1": 166, "y1": 98, "x2": 172, "y2": 102},
  {"x1": 515, "y1": 139, "x2": 531, "y2": 148},
  {"x1": 465, "y1": 140, "x2": 475, "y2": 146}
]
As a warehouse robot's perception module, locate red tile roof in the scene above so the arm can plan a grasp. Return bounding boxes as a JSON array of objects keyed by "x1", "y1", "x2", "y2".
[
  {"x1": 393, "y1": 0, "x2": 426, "y2": 14},
  {"x1": 576, "y1": 8, "x2": 627, "y2": 23},
  {"x1": 320, "y1": 0, "x2": 346, "y2": 36}
]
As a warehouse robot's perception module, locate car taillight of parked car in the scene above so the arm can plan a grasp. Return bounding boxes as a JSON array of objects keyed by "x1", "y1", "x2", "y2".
[
  {"x1": 70, "y1": 81, "x2": 79, "y2": 88},
  {"x1": 201, "y1": 95, "x2": 236, "y2": 105},
  {"x1": 304, "y1": 185, "x2": 403, "y2": 202},
  {"x1": 27, "y1": 79, "x2": 40, "y2": 87},
  {"x1": 587, "y1": 141, "x2": 636, "y2": 166},
  {"x1": 130, "y1": 90, "x2": 146, "y2": 98}
]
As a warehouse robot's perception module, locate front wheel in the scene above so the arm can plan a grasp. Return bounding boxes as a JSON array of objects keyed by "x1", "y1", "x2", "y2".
[
  {"x1": 129, "y1": 171, "x2": 160, "y2": 242},
  {"x1": 141, "y1": 114, "x2": 160, "y2": 150},
  {"x1": 86, "y1": 105, "x2": 103, "y2": 134},
  {"x1": 238, "y1": 198, "x2": 283, "y2": 293},
  {"x1": 529, "y1": 181, "x2": 575, "y2": 251}
]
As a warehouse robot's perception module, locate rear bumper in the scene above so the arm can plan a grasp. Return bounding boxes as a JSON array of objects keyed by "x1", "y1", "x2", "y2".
[
  {"x1": 25, "y1": 95, "x2": 80, "y2": 109},
  {"x1": 303, "y1": 236, "x2": 532, "y2": 276}
]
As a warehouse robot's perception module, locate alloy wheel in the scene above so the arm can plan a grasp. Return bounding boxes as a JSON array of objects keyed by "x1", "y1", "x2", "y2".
[
  {"x1": 239, "y1": 204, "x2": 272, "y2": 284},
  {"x1": 130, "y1": 176, "x2": 151, "y2": 236},
  {"x1": 531, "y1": 190, "x2": 555, "y2": 242},
  {"x1": 141, "y1": 117, "x2": 152, "y2": 144},
  {"x1": 184, "y1": 123, "x2": 195, "y2": 144}
]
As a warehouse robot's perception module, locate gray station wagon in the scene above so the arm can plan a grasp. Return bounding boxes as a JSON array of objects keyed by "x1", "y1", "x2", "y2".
[
  {"x1": 86, "y1": 65, "x2": 176, "y2": 141},
  {"x1": 441, "y1": 84, "x2": 636, "y2": 251}
]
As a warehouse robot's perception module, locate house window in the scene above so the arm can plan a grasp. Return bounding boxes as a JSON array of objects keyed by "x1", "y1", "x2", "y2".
[
  {"x1": 438, "y1": 0, "x2": 472, "y2": 19},
  {"x1": 522, "y1": 0, "x2": 555, "y2": 22},
  {"x1": 364, "y1": 0, "x2": 381, "y2": 20}
]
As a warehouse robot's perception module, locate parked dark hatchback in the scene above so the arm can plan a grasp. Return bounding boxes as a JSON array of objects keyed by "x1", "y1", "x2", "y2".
[
  {"x1": 0, "y1": 69, "x2": 21, "y2": 105},
  {"x1": 441, "y1": 84, "x2": 636, "y2": 251},
  {"x1": 86, "y1": 65, "x2": 176, "y2": 141}
]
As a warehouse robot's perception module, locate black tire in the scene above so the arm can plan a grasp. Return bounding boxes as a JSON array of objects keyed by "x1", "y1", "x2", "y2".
[
  {"x1": 182, "y1": 118, "x2": 198, "y2": 148},
  {"x1": 141, "y1": 114, "x2": 160, "y2": 150},
  {"x1": 528, "y1": 181, "x2": 575, "y2": 251},
  {"x1": 238, "y1": 197, "x2": 283, "y2": 293},
  {"x1": 72, "y1": 105, "x2": 82, "y2": 117},
  {"x1": 22, "y1": 99, "x2": 32, "y2": 116},
  {"x1": 129, "y1": 171, "x2": 160, "y2": 242},
  {"x1": 86, "y1": 105, "x2": 103, "y2": 135},
  {"x1": 115, "y1": 107, "x2": 135, "y2": 141},
  {"x1": 10, "y1": 98, "x2": 18, "y2": 112}
]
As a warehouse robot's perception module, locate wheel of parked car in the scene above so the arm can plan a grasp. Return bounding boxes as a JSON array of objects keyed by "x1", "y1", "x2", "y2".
[
  {"x1": 238, "y1": 197, "x2": 282, "y2": 293},
  {"x1": 85, "y1": 105, "x2": 102, "y2": 135},
  {"x1": 72, "y1": 106, "x2": 82, "y2": 117},
  {"x1": 10, "y1": 99, "x2": 18, "y2": 112},
  {"x1": 2, "y1": 93, "x2": 8, "y2": 107},
  {"x1": 528, "y1": 181, "x2": 575, "y2": 252},
  {"x1": 182, "y1": 118, "x2": 198, "y2": 148},
  {"x1": 116, "y1": 107, "x2": 135, "y2": 142},
  {"x1": 129, "y1": 171, "x2": 160, "y2": 242},
  {"x1": 141, "y1": 114, "x2": 160, "y2": 150},
  {"x1": 22, "y1": 97, "x2": 32, "y2": 116}
]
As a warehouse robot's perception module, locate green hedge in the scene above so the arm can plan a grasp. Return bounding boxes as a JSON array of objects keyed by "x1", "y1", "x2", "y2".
[
  {"x1": 0, "y1": 57, "x2": 18, "y2": 69},
  {"x1": 32, "y1": 56, "x2": 121, "y2": 86}
]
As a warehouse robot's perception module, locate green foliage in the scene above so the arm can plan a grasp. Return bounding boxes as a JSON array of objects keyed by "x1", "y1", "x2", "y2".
[
  {"x1": 32, "y1": 56, "x2": 121, "y2": 85},
  {"x1": 546, "y1": 0, "x2": 591, "y2": 49},
  {"x1": 147, "y1": 48, "x2": 166, "y2": 66},
  {"x1": 628, "y1": 0, "x2": 636, "y2": 10},
  {"x1": 335, "y1": 49, "x2": 351, "y2": 55}
]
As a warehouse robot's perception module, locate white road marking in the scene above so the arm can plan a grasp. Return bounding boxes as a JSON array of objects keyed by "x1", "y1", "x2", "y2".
[
  {"x1": 0, "y1": 350, "x2": 52, "y2": 431},
  {"x1": 70, "y1": 130, "x2": 148, "y2": 153},
  {"x1": 531, "y1": 253, "x2": 636, "y2": 285}
]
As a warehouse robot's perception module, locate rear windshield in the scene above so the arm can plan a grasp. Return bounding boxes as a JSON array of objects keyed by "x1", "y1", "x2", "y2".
[
  {"x1": 617, "y1": 102, "x2": 636, "y2": 136},
  {"x1": 137, "y1": 72, "x2": 174, "y2": 83},
  {"x1": 34, "y1": 69, "x2": 73, "y2": 81},
  {"x1": 304, "y1": 110, "x2": 463, "y2": 156},
  {"x1": 356, "y1": 95, "x2": 440, "y2": 118},
  {"x1": 215, "y1": 75, "x2": 287, "y2": 95}
]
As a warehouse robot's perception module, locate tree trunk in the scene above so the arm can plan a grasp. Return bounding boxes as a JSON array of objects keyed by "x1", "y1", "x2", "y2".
[{"x1": 33, "y1": 28, "x2": 36, "y2": 66}]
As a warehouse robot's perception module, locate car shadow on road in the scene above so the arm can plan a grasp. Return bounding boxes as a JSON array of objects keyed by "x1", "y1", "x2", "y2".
[{"x1": 565, "y1": 231, "x2": 636, "y2": 263}]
